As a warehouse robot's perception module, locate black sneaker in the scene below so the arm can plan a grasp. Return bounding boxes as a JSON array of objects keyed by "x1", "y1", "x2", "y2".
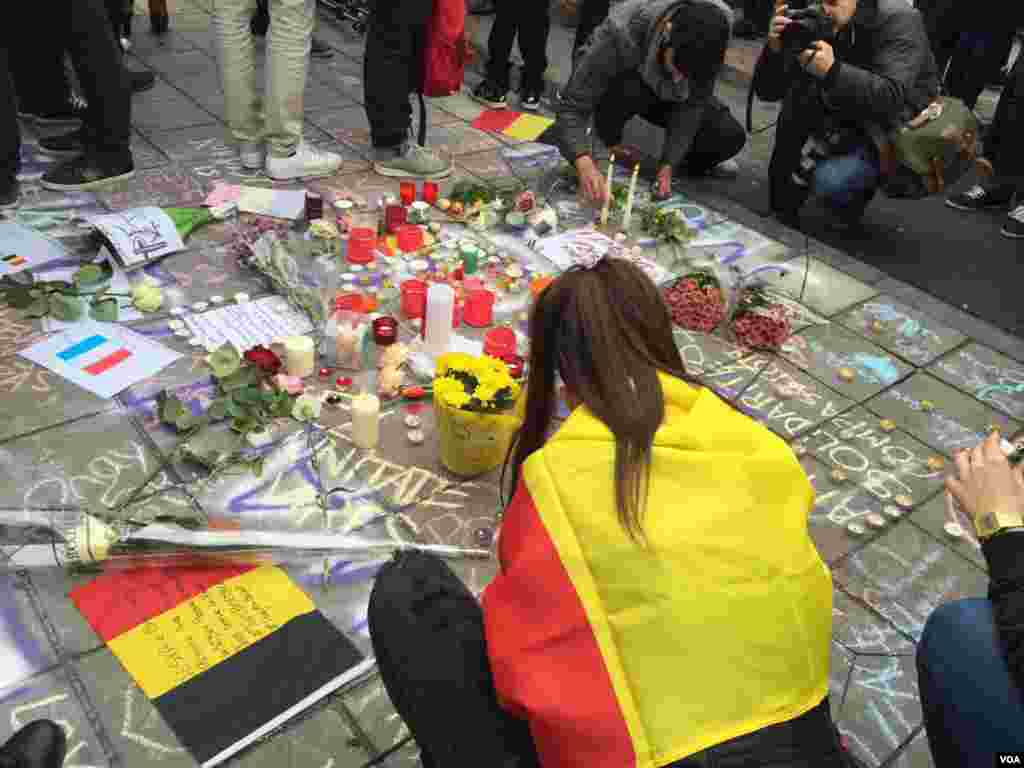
[
  {"x1": 0, "y1": 182, "x2": 20, "y2": 210},
  {"x1": 39, "y1": 129, "x2": 85, "y2": 158},
  {"x1": 1002, "y1": 204, "x2": 1024, "y2": 239},
  {"x1": 128, "y1": 69, "x2": 157, "y2": 93},
  {"x1": 471, "y1": 79, "x2": 508, "y2": 109},
  {"x1": 40, "y1": 155, "x2": 134, "y2": 191},
  {"x1": 311, "y1": 37, "x2": 334, "y2": 58},
  {"x1": 0, "y1": 720, "x2": 66, "y2": 768},
  {"x1": 945, "y1": 182, "x2": 1015, "y2": 211},
  {"x1": 18, "y1": 95, "x2": 87, "y2": 126},
  {"x1": 251, "y1": 9, "x2": 270, "y2": 36},
  {"x1": 520, "y1": 89, "x2": 542, "y2": 111}
]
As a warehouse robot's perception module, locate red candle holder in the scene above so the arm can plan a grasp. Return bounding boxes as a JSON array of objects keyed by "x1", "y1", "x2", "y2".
[
  {"x1": 397, "y1": 224, "x2": 423, "y2": 253},
  {"x1": 400, "y1": 279, "x2": 428, "y2": 319},
  {"x1": 372, "y1": 316, "x2": 398, "y2": 346},
  {"x1": 385, "y1": 204, "x2": 406, "y2": 234},
  {"x1": 484, "y1": 327, "x2": 517, "y2": 358},
  {"x1": 422, "y1": 181, "x2": 440, "y2": 205},
  {"x1": 463, "y1": 289, "x2": 495, "y2": 328},
  {"x1": 501, "y1": 354, "x2": 525, "y2": 379},
  {"x1": 400, "y1": 180, "x2": 416, "y2": 206}
]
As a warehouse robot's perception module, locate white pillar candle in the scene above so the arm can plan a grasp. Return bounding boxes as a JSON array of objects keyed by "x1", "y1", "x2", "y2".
[
  {"x1": 351, "y1": 392, "x2": 380, "y2": 449},
  {"x1": 600, "y1": 154, "x2": 615, "y2": 226},
  {"x1": 284, "y1": 335, "x2": 315, "y2": 378},
  {"x1": 622, "y1": 163, "x2": 640, "y2": 231},
  {"x1": 424, "y1": 283, "x2": 455, "y2": 357}
]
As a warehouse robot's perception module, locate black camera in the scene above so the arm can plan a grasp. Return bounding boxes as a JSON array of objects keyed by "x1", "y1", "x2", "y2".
[{"x1": 780, "y1": 4, "x2": 832, "y2": 54}]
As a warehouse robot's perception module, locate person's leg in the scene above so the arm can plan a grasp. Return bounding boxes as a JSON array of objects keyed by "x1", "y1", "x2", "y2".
[
  {"x1": 678, "y1": 99, "x2": 747, "y2": 176},
  {"x1": 40, "y1": 0, "x2": 134, "y2": 191},
  {"x1": 945, "y1": 30, "x2": 1015, "y2": 111},
  {"x1": 917, "y1": 598, "x2": 1024, "y2": 767},
  {"x1": 0, "y1": 720, "x2": 66, "y2": 767},
  {"x1": 364, "y1": 0, "x2": 452, "y2": 178},
  {"x1": 7, "y1": 5, "x2": 78, "y2": 125},
  {"x1": 571, "y1": 0, "x2": 611, "y2": 64},
  {"x1": 811, "y1": 142, "x2": 881, "y2": 224},
  {"x1": 485, "y1": 0, "x2": 520, "y2": 93},
  {"x1": 517, "y1": 0, "x2": 552, "y2": 104},
  {"x1": 368, "y1": 551, "x2": 541, "y2": 768},
  {"x1": 214, "y1": 0, "x2": 265, "y2": 167},
  {"x1": 922, "y1": 0, "x2": 963, "y2": 83},
  {"x1": 0, "y1": 34, "x2": 21, "y2": 207}
]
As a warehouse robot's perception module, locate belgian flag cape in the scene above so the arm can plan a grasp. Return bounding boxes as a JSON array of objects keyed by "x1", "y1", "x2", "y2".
[{"x1": 481, "y1": 374, "x2": 832, "y2": 768}]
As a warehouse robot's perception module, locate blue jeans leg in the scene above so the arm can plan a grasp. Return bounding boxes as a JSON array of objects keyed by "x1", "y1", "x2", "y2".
[
  {"x1": 812, "y1": 143, "x2": 881, "y2": 221},
  {"x1": 916, "y1": 598, "x2": 1024, "y2": 768}
]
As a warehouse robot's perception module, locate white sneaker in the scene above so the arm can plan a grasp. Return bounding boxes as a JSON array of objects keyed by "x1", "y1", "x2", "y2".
[
  {"x1": 265, "y1": 142, "x2": 342, "y2": 180},
  {"x1": 239, "y1": 142, "x2": 265, "y2": 171}
]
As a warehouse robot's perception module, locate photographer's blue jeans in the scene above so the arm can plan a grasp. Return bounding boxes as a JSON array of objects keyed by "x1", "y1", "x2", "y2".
[
  {"x1": 917, "y1": 598, "x2": 1024, "y2": 768},
  {"x1": 812, "y1": 142, "x2": 881, "y2": 221}
]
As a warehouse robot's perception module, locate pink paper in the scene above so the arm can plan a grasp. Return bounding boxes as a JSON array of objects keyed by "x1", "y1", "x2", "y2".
[{"x1": 204, "y1": 182, "x2": 242, "y2": 208}]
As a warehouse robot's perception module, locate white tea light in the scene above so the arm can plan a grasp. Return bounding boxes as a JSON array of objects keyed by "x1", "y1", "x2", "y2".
[
  {"x1": 424, "y1": 283, "x2": 455, "y2": 357},
  {"x1": 284, "y1": 336, "x2": 316, "y2": 378},
  {"x1": 351, "y1": 393, "x2": 381, "y2": 450}
]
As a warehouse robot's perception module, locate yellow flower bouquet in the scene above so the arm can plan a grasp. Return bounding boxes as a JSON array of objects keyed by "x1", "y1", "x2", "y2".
[{"x1": 433, "y1": 353, "x2": 524, "y2": 478}]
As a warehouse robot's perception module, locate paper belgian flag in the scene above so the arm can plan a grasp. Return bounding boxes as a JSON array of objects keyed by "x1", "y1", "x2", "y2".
[
  {"x1": 70, "y1": 564, "x2": 369, "y2": 767},
  {"x1": 471, "y1": 109, "x2": 555, "y2": 142}
]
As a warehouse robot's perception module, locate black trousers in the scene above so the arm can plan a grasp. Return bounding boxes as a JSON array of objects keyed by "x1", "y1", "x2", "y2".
[
  {"x1": 364, "y1": 0, "x2": 432, "y2": 149},
  {"x1": 486, "y1": 0, "x2": 551, "y2": 92},
  {"x1": 368, "y1": 550, "x2": 849, "y2": 768},
  {"x1": 12, "y1": 0, "x2": 131, "y2": 163},
  {"x1": 741, "y1": 0, "x2": 774, "y2": 31},
  {"x1": 988, "y1": 55, "x2": 1024, "y2": 197},
  {"x1": 571, "y1": 0, "x2": 610, "y2": 62},
  {"x1": 0, "y1": 31, "x2": 19, "y2": 190},
  {"x1": 594, "y1": 71, "x2": 747, "y2": 175}
]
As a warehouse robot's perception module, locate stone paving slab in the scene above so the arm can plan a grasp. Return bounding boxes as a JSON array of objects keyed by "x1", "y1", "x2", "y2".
[
  {"x1": 833, "y1": 297, "x2": 968, "y2": 368},
  {"x1": 927, "y1": 342, "x2": 1024, "y2": 421},
  {"x1": 838, "y1": 655, "x2": 923, "y2": 768}
]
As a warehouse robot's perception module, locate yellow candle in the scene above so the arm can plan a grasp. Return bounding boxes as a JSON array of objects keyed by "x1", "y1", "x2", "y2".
[
  {"x1": 351, "y1": 392, "x2": 380, "y2": 449},
  {"x1": 622, "y1": 163, "x2": 640, "y2": 231},
  {"x1": 600, "y1": 154, "x2": 615, "y2": 226},
  {"x1": 284, "y1": 335, "x2": 315, "y2": 378}
]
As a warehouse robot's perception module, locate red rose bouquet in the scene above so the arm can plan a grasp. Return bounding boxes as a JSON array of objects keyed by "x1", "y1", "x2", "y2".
[
  {"x1": 662, "y1": 271, "x2": 726, "y2": 333},
  {"x1": 729, "y1": 285, "x2": 791, "y2": 350}
]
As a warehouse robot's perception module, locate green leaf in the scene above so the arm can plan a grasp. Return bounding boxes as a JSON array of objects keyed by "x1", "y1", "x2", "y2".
[
  {"x1": 158, "y1": 392, "x2": 188, "y2": 426},
  {"x1": 1, "y1": 285, "x2": 36, "y2": 309},
  {"x1": 225, "y1": 399, "x2": 243, "y2": 418},
  {"x1": 233, "y1": 386, "x2": 264, "y2": 404},
  {"x1": 49, "y1": 294, "x2": 85, "y2": 322},
  {"x1": 73, "y1": 265, "x2": 104, "y2": 285},
  {"x1": 90, "y1": 298, "x2": 119, "y2": 322},
  {"x1": 207, "y1": 343, "x2": 241, "y2": 379},
  {"x1": 218, "y1": 365, "x2": 260, "y2": 392},
  {"x1": 24, "y1": 298, "x2": 50, "y2": 318},
  {"x1": 207, "y1": 399, "x2": 229, "y2": 421}
]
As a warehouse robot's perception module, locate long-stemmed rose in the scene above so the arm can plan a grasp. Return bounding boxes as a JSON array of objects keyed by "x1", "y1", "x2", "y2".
[{"x1": 244, "y1": 345, "x2": 283, "y2": 375}]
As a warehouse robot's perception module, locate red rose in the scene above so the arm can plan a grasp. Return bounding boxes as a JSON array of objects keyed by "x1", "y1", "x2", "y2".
[{"x1": 244, "y1": 345, "x2": 283, "y2": 374}]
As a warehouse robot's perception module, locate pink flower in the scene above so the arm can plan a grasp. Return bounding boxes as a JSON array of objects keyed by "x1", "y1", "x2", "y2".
[{"x1": 272, "y1": 374, "x2": 304, "y2": 395}]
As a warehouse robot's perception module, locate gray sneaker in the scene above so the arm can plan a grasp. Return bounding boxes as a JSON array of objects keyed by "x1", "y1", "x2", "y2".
[{"x1": 373, "y1": 144, "x2": 453, "y2": 180}]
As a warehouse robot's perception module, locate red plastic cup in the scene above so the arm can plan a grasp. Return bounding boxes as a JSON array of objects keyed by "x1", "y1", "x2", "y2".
[
  {"x1": 463, "y1": 277, "x2": 485, "y2": 292},
  {"x1": 347, "y1": 227, "x2": 376, "y2": 264},
  {"x1": 484, "y1": 327, "x2": 517, "y2": 358},
  {"x1": 372, "y1": 316, "x2": 398, "y2": 346},
  {"x1": 397, "y1": 224, "x2": 423, "y2": 253},
  {"x1": 335, "y1": 293, "x2": 364, "y2": 313},
  {"x1": 463, "y1": 289, "x2": 495, "y2": 328},
  {"x1": 400, "y1": 180, "x2": 416, "y2": 206},
  {"x1": 422, "y1": 181, "x2": 440, "y2": 205},
  {"x1": 385, "y1": 204, "x2": 406, "y2": 234},
  {"x1": 501, "y1": 354, "x2": 524, "y2": 378},
  {"x1": 400, "y1": 279, "x2": 428, "y2": 319}
]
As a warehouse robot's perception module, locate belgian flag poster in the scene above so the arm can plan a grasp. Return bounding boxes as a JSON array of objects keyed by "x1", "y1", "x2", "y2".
[{"x1": 71, "y1": 563, "x2": 373, "y2": 767}]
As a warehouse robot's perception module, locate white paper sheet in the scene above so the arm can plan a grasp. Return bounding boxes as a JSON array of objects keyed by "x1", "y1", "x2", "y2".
[
  {"x1": 236, "y1": 187, "x2": 306, "y2": 221},
  {"x1": 86, "y1": 207, "x2": 185, "y2": 267},
  {"x1": 20, "y1": 320, "x2": 182, "y2": 399},
  {"x1": 536, "y1": 228, "x2": 673, "y2": 285},
  {"x1": 0, "y1": 221, "x2": 72, "y2": 276},
  {"x1": 182, "y1": 295, "x2": 315, "y2": 354}
]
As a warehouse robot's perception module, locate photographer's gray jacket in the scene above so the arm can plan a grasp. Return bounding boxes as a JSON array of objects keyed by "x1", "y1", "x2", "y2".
[
  {"x1": 553, "y1": 0, "x2": 734, "y2": 169},
  {"x1": 751, "y1": 0, "x2": 940, "y2": 210}
]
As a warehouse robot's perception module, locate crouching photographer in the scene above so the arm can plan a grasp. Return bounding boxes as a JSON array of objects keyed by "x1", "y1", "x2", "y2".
[{"x1": 752, "y1": 0, "x2": 940, "y2": 229}]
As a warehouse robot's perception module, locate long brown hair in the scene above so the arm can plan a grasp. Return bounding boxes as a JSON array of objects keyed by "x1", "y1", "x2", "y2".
[{"x1": 503, "y1": 258, "x2": 708, "y2": 546}]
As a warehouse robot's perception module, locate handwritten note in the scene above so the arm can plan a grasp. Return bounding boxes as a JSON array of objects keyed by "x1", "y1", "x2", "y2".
[
  {"x1": 236, "y1": 188, "x2": 305, "y2": 221},
  {"x1": 0, "y1": 221, "x2": 72, "y2": 276},
  {"x1": 182, "y1": 295, "x2": 314, "y2": 353},
  {"x1": 86, "y1": 207, "x2": 185, "y2": 268}
]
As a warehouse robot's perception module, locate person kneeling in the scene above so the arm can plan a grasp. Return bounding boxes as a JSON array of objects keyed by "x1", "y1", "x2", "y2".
[
  {"x1": 367, "y1": 258, "x2": 846, "y2": 768},
  {"x1": 553, "y1": 0, "x2": 747, "y2": 204},
  {"x1": 752, "y1": 0, "x2": 939, "y2": 230}
]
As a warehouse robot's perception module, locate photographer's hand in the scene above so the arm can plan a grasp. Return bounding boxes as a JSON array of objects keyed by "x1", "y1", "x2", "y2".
[
  {"x1": 767, "y1": 1, "x2": 790, "y2": 53},
  {"x1": 798, "y1": 41, "x2": 835, "y2": 79}
]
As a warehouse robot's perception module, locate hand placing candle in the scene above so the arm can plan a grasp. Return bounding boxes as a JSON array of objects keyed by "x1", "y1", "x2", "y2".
[
  {"x1": 600, "y1": 154, "x2": 615, "y2": 227},
  {"x1": 351, "y1": 392, "x2": 380, "y2": 449}
]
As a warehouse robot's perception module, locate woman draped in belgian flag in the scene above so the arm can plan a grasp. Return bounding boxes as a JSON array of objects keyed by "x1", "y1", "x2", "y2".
[{"x1": 368, "y1": 258, "x2": 847, "y2": 768}]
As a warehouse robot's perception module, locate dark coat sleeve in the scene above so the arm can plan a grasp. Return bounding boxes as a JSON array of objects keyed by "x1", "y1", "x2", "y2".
[
  {"x1": 981, "y1": 530, "x2": 1024, "y2": 694},
  {"x1": 659, "y1": 77, "x2": 715, "y2": 168},
  {"x1": 821, "y1": 9, "x2": 931, "y2": 125},
  {"x1": 553, "y1": 20, "x2": 633, "y2": 164},
  {"x1": 752, "y1": 46, "x2": 796, "y2": 103}
]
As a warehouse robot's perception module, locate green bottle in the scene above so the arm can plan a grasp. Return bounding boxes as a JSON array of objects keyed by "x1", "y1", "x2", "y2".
[{"x1": 460, "y1": 245, "x2": 479, "y2": 275}]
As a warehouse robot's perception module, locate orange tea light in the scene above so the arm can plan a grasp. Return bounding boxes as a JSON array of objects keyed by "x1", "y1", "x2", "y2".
[{"x1": 530, "y1": 275, "x2": 554, "y2": 298}]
